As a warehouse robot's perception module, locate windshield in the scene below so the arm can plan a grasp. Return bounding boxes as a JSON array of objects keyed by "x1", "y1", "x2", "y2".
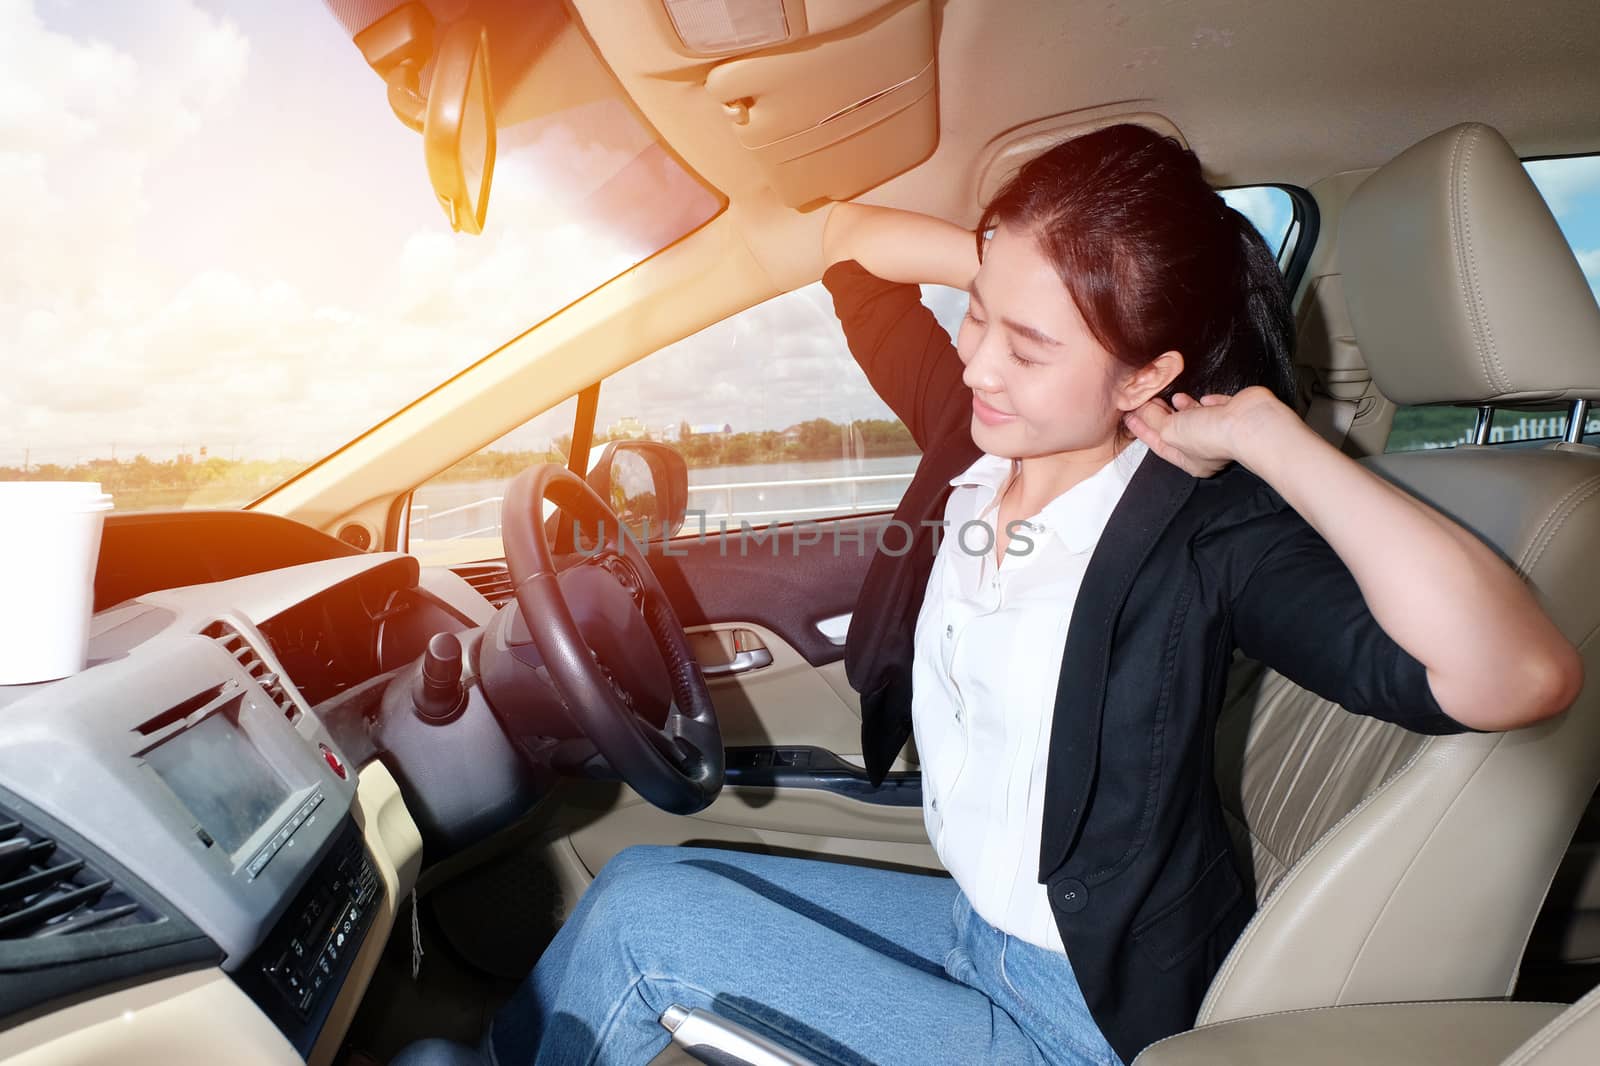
[{"x1": 1, "y1": 2, "x2": 719, "y2": 512}]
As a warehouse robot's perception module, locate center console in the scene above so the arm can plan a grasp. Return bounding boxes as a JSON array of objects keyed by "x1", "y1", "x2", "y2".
[{"x1": 236, "y1": 820, "x2": 382, "y2": 1054}]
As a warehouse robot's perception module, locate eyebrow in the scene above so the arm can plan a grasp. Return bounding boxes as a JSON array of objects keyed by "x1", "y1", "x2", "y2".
[{"x1": 967, "y1": 278, "x2": 1064, "y2": 349}]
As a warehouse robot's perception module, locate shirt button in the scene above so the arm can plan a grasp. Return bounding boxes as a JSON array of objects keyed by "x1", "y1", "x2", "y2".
[
  {"x1": 945, "y1": 624, "x2": 953, "y2": 638},
  {"x1": 930, "y1": 797, "x2": 939, "y2": 812}
]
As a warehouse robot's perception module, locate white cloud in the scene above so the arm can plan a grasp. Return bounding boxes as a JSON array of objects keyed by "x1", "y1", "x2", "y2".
[{"x1": 2, "y1": 3, "x2": 715, "y2": 471}]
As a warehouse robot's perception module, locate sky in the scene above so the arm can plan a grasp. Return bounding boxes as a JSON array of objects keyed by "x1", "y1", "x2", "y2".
[
  {"x1": 4, "y1": 1, "x2": 1598, "y2": 472},
  {"x1": 1, "y1": 0, "x2": 713, "y2": 469}
]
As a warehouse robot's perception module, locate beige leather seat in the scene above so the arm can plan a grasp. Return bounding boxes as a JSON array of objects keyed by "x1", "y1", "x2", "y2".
[
  {"x1": 1135, "y1": 979, "x2": 1600, "y2": 1065},
  {"x1": 1502, "y1": 977, "x2": 1600, "y2": 1065},
  {"x1": 1199, "y1": 121, "x2": 1600, "y2": 1026}
]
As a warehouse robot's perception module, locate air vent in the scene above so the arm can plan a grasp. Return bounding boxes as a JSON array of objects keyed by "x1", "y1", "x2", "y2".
[
  {"x1": 202, "y1": 620, "x2": 301, "y2": 722},
  {"x1": 0, "y1": 809, "x2": 154, "y2": 939},
  {"x1": 453, "y1": 562, "x2": 514, "y2": 608}
]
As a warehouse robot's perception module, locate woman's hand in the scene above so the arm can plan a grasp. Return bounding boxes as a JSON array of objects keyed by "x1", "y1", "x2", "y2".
[{"x1": 1122, "y1": 385, "x2": 1290, "y2": 478}]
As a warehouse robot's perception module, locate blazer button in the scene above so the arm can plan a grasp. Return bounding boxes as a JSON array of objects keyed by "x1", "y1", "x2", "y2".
[{"x1": 1054, "y1": 878, "x2": 1088, "y2": 913}]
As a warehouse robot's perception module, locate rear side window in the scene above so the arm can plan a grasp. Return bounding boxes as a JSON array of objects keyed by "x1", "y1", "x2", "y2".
[
  {"x1": 1386, "y1": 155, "x2": 1600, "y2": 451},
  {"x1": 1220, "y1": 186, "x2": 1300, "y2": 268}
]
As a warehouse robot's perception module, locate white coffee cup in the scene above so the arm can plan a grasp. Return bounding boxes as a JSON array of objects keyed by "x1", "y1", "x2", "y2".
[{"x1": 0, "y1": 482, "x2": 115, "y2": 685}]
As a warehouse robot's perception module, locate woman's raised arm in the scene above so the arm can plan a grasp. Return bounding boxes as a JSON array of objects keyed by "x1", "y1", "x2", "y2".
[
  {"x1": 822, "y1": 202, "x2": 979, "y2": 289},
  {"x1": 1126, "y1": 388, "x2": 1584, "y2": 732}
]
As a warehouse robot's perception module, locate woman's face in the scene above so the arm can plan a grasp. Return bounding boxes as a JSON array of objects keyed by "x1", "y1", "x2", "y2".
[{"x1": 956, "y1": 222, "x2": 1151, "y2": 460}]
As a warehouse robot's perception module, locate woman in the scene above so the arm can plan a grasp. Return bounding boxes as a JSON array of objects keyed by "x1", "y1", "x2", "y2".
[{"x1": 489, "y1": 125, "x2": 1580, "y2": 1066}]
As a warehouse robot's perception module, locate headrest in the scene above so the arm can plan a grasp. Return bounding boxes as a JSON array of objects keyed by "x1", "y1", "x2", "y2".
[{"x1": 1340, "y1": 123, "x2": 1600, "y2": 407}]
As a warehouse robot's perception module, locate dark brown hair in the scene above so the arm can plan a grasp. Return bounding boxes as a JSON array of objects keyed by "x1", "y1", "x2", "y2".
[{"x1": 976, "y1": 124, "x2": 1297, "y2": 406}]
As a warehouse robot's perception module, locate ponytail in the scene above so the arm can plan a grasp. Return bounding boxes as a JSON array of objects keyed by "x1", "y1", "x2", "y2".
[{"x1": 1223, "y1": 207, "x2": 1297, "y2": 407}]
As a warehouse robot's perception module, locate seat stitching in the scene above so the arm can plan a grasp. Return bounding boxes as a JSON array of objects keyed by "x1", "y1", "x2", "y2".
[
  {"x1": 1518, "y1": 475, "x2": 1600, "y2": 577},
  {"x1": 1289, "y1": 709, "x2": 1373, "y2": 861},
  {"x1": 1516, "y1": 474, "x2": 1600, "y2": 570},
  {"x1": 1450, "y1": 126, "x2": 1509, "y2": 395},
  {"x1": 1334, "y1": 733, "x2": 1506, "y2": 1002},
  {"x1": 1501, "y1": 986, "x2": 1600, "y2": 1064},
  {"x1": 1263, "y1": 700, "x2": 1328, "y2": 849},
  {"x1": 1142, "y1": 999, "x2": 1567, "y2": 1059},
  {"x1": 1445, "y1": 127, "x2": 1490, "y2": 395},
  {"x1": 1197, "y1": 736, "x2": 1435, "y2": 1022},
  {"x1": 1249, "y1": 677, "x2": 1316, "y2": 848}
]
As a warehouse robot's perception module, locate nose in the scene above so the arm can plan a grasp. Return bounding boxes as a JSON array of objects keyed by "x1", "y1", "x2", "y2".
[{"x1": 961, "y1": 328, "x2": 1005, "y2": 395}]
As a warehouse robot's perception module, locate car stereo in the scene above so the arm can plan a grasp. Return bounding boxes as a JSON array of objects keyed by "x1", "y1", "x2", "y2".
[
  {"x1": 135, "y1": 683, "x2": 339, "y2": 886},
  {"x1": 143, "y1": 696, "x2": 297, "y2": 857}
]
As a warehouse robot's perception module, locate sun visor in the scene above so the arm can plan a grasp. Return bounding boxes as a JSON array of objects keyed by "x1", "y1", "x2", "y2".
[
  {"x1": 973, "y1": 111, "x2": 1189, "y2": 212},
  {"x1": 701, "y1": 0, "x2": 937, "y2": 207}
]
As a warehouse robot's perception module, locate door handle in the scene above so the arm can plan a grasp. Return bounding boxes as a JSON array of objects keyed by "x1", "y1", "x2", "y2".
[
  {"x1": 692, "y1": 628, "x2": 773, "y2": 677},
  {"x1": 702, "y1": 648, "x2": 773, "y2": 676}
]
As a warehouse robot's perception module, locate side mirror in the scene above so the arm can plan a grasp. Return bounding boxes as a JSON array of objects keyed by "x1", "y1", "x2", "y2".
[
  {"x1": 586, "y1": 441, "x2": 689, "y2": 543},
  {"x1": 424, "y1": 20, "x2": 496, "y2": 235}
]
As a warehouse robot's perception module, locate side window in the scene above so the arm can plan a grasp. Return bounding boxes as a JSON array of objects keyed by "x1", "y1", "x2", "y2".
[
  {"x1": 1220, "y1": 186, "x2": 1300, "y2": 267},
  {"x1": 1387, "y1": 155, "x2": 1600, "y2": 452},
  {"x1": 593, "y1": 282, "x2": 927, "y2": 537},
  {"x1": 409, "y1": 395, "x2": 580, "y2": 567}
]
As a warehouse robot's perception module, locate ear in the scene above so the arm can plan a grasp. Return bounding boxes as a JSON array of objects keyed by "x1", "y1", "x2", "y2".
[{"x1": 1116, "y1": 350, "x2": 1185, "y2": 411}]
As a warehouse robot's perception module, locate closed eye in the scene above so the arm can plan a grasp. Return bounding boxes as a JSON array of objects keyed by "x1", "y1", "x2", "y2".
[{"x1": 966, "y1": 309, "x2": 1036, "y2": 366}]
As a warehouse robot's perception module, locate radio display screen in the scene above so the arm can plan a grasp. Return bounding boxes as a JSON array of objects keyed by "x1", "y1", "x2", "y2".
[{"x1": 147, "y1": 706, "x2": 291, "y2": 855}]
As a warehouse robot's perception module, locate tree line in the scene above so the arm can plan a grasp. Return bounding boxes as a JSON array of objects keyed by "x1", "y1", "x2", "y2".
[{"x1": 1, "y1": 417, "x2": 919, "y2": 510}]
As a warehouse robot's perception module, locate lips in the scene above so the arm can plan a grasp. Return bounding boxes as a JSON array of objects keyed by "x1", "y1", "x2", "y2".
[{"x1": 972, "y1": 393, "x2": 1017, "y2": 426}]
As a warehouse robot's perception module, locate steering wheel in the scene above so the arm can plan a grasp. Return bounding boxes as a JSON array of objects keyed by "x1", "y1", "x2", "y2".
[{"x1": 501, "y1": 463, "x2": 724, "y2": 815}]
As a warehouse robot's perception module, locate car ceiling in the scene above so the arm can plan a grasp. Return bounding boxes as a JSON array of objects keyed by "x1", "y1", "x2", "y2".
[
  {"x1": 569, "y1": 0, "x2": 1600, "y2": 221},
  {"x1": 335, "y1": 0, "x2": 1600, "y2": 218}
]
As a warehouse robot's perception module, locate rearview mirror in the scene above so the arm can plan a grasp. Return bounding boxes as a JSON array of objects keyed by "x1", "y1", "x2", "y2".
[
  {"x1": 356, "y1": 6, "x2": 497, "y2": 235},
  {"x1": 424, "y1": 20, "x2": 496, "y2": 235}
]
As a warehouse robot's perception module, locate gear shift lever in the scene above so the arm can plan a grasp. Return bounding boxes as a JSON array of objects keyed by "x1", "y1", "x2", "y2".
[{"x1": 413, "y1": 632, "x2": 467, "y2": 723}]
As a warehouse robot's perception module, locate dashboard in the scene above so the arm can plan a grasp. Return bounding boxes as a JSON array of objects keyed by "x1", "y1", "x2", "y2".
[
  {"x1": 0, "y1": 520, "x2": 499, "y2": 1061},
  {"x1": 256, "y1": 564, "x2": 468, "y2": 706}
]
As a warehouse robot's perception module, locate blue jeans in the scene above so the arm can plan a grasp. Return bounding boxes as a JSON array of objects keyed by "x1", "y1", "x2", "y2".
[{"x1": 488, "y1": 844, "x2": 1123, "y2": 1066}]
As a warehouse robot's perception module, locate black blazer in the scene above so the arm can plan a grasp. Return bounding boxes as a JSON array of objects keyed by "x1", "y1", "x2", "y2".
[{"x1": 823, "y1": 261, "x2": 1472, "y2": 1063}]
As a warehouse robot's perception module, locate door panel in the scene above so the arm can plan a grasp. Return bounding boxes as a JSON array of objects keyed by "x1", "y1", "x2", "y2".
[
  {"x1": 685, "y1": 621, "x2": 915, "y2": 769},
  {"x1": 546, "y1": 511, "x2": 935, "y2": 886},
  {"x1": 645, "y1": 512, "x2": 896, "y2": 667}
]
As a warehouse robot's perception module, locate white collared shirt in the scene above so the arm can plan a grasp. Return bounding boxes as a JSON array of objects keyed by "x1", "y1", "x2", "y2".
[{"x1": 911, "y1": 438, "x2": 1149, "y2": 952}]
